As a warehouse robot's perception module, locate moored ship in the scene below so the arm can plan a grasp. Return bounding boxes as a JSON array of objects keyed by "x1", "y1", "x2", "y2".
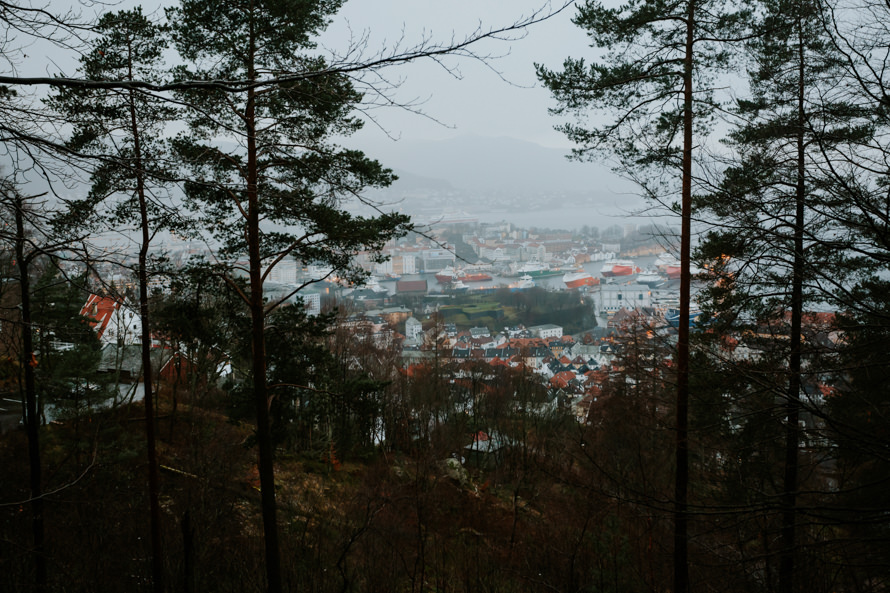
[
  {"x1": 512, "y1": 261, "x2": 563, "y2": 278},
  {"x1": 636, "y1": 268, "x2": 665, "y2": 287},
  {"x1": 516, "y1": 274, "x2": 535, "y2": 289},
  {"x1": 665, "y1": 262, "x2": 702, "y2": 280},
  {"x1": 435, "y1": 266, "x2": 459, "y2": 283},
  {"x1": 600, "y1": 259, "x2": 641, "y2": 277},
  {"x1": 349, "y1": 276, "x2": 389, "y2": 300},
  {"x1": 563, "y1": 270, "x2": 600, "y2": 289},
  {"x1": 654, "y1": 252, "x2": 678, "y2": 271},
  {"x1": 665, "y1": 307, "x2": 707, "y2": 328},
  {"x1": 447, "y1": 280, "x2": 469, "y2": 293},
  {"x1": 462, "y1": 272, "x2": 493, "y2": 282},
  {"x1": 435, "y1": 266, "x2": 492, "y2": 283}
]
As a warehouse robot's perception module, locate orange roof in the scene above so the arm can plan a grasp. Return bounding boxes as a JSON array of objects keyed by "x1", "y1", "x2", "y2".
[
  {"x1": 550, "y1": 370, "x2": 576, "y2": 389},
  {"x1": 502, "y1": 337, "x2": 549, "y2": 349},
  {"x1": 818, "y1": 383, "x2": 837, "y2": 398},
  {"x1": 80, "y1": 294, "x2": 122, "y2": 339},
  {"x1": 550, "y1": 376, "x2": 569, "y2": 389},
  {"x1": 399, "y1": 363, "x2": 431, "y2": 378},
  {"x1": 587, "y1": 370, "x2": 608, "y2": 384}
]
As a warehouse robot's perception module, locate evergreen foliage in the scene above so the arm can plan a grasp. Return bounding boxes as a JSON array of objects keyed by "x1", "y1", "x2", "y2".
[
  {"x1": 166, "y1": 2, "x2": 410, "y2": 589},
  {"x1": 6, "y1": 0, "x2": 890, "y2": 591},
  {"x1": 538, "y1": 3, "x2": 750, "y2": 590}
]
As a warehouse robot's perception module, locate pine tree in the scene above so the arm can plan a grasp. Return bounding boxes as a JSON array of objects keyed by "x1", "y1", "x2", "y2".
[
  {"x1": 537, "y1": 2, "x2": 748, "y2": 589},
  {"x1": 693, "y1": 0, "x2": 872, "y2": 588},
  {"x1": 166, "y1": 1, "x2": 410, "y2": 589},
  {"x1": 2, "y1": 183, "x2": 48, "y2": 592},
  {"x1": 0, "y1": 182, "x2": 87, "y2": 593},
  {"x1": 45, "y1": 10, "x2": 179, "y2": 591}
]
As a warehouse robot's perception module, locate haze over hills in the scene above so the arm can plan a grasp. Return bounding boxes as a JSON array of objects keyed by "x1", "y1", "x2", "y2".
[
  {"x1": 361, "y1": 135, "x2": 632, "y2": 196},
  {"x1": 13, "y1": 134, "x2": 650, "y2": 236},
  {"x1": 353, "y1": 134, "x2": 650, "y2": 229}
]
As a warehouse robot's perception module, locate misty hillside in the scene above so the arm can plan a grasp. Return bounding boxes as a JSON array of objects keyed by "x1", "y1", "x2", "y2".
[
  {"x1": 363, "y1": 135, "x2": 628, "y2": 196},
  {"x1": 386, "y1": 169, "x2": 455, "y2": 192}
]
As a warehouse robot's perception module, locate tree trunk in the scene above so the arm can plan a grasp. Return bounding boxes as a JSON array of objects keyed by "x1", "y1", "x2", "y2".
[
  {"x1": 674, "y1": 2, "x2": 695, "y2": 592},
  {"x1": 246, "y1": 73, "x2": 283, "y2": 593},
  {"x1": 15, "y1": 196, "x2": 46, "y2": 593},
  {"x1": 779, "y1": 12, "x2": 806, "y2": 593},
  {"x1": 128, "y1": 46, "x2": 164, "y2": 592}
]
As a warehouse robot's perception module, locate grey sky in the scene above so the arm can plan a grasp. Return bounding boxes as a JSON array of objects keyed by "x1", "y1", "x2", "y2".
[
  {"x1": 316, "y1": 2, "x2": 650, "y2": 225},
  {"x1": 24, "y1": 1, "x2": 594, "y2": 149},
  {"x1": 320, "y1": 1, "x2": 594, "y2": 149},
  {"x1": 12, "y1": 0, "x2": 643, "y2": 224}
]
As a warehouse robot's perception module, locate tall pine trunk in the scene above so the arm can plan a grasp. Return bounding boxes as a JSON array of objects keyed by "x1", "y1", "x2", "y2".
[
  {"x1": 674, "y1": 2, "x2": 695, "y2": 592},
  {"x1": 779, "y1": 11, "x2": 806, "y2": 592},
  {"x1": 245, "y1": 61, "x2": 283, "y2": 593},
  {"x1": 15, "y1": 195, "x2": 46, "y2": 593},
  {"x1": 127, "y1": 58, "x2": 164, "y2": 591}
]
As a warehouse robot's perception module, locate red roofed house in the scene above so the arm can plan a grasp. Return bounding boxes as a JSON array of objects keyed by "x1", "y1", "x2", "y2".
[
  {"x1": 550, "y1": 370, "x2": 577, "y2": 390},
  {"x1": 81, "y1": 294, "x2": 141, "y2": 346}
]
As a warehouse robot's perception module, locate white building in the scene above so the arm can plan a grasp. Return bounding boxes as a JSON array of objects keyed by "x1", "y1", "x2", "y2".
[
  {"x1": 266, "y1": 259, "x2": 298, "y2": 284},
  {"x1": 420, "y1": 248, "x2": 455, "y2": 272},
  {"x1": 374, "y1": 253, "x2": 416, "y2": 277},
  {"x1": 80, "y1": 295, "x2": 142, "y2": 346},
  {"x1": 598, "y1": 283, "x2": 653, "y2": 314},
  {"x1": 395, "y1": 254, "x2": 416, "y2": 275},
  {"x1": 528, "y1": 324, "x2": 563, "y2": 339},
  {"x1": 300, "y1": 291, "x2": 321, "y2": 317},
  {"x1": 405, "y1": 317, "x2": 423, "y2": 341}
]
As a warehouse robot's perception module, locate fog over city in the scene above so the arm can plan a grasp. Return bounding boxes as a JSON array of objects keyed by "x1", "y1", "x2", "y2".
[{"x1": 318, "y1": 1, "x2": 648, "y2": 229}]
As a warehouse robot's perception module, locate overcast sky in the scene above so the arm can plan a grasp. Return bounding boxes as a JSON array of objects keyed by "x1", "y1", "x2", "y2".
[
  {"x1": 319, "y1": 1, "x2": 595, "y2": 149},
  {"x1": 16, "y1": 0, "x2": 642, "y2": 222},
  {"x1": 36, "y1": 1, "x2": 594, "y2": 149}
]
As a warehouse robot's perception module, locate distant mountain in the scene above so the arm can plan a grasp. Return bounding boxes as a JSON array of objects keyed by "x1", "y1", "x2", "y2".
[{"x1": 362, "y1": 135, "x2": 630, "y2": 196}]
